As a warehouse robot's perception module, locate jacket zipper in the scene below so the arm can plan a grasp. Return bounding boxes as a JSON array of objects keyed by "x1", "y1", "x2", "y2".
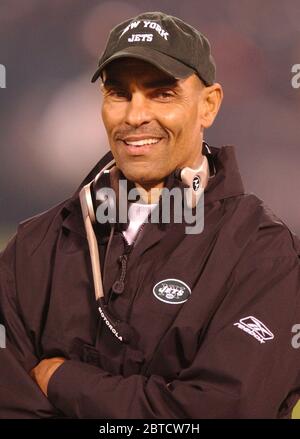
[{"x1": 109, "y1": 221, "x2": 146, "y2": 302}]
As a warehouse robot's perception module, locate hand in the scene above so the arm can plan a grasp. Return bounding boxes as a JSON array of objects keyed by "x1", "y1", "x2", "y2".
[{"x1": 30, "y1": 357, "x2": 66, "y2": 397}]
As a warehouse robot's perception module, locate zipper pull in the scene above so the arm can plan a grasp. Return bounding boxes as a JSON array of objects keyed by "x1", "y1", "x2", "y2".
[{"x1": 112, "y1": 253, "x2": 129, "y2": 294}]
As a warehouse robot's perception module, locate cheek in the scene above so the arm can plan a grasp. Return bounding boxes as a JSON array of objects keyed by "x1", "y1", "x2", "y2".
[
  {"x1": 101, "y1": 104, "x2": 111, "y2": 134},
  {"x1": 162, "y1": 104, "x2": 202, "y2": 158},
  {"x1": 101, "y1": 102, "x2": 124, "y2": 136},
  {"x1": 159, "y1": 103, "x2": 198, "y2": 137},
  {"x1": 160, "y1": 106, "x2": 184, "y2": 128},
  {"x1": 154, "y1": 110, "x2": 183, "y2": 150}
]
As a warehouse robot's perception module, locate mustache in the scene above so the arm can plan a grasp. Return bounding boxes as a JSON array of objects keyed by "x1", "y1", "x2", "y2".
[{"x1": 114, "y1": 123, "x2": 167, "y2": 140}]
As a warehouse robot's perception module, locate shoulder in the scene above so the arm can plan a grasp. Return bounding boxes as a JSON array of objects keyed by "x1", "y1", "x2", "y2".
[
  {"x1": 221, "y1": 193, "x2": 300, "y2": 305},
  {"x1": 18, "y1": 199, "x2": 70, "y2": 242},
  {"x1": 0, "y1": 197, "x2": 74, "y2": 270},
  {"x1": 214, "y1": 194, "x2": 300, "y2": 326},
  {"x1": 237, "y1": 193, "x2": 300, "y2": 260},
  {"x1": 210, "y1": 192, "x2": 299, "y2": 270},
  {"x1": 0, "y1": 150, "x2": 114, "y2": 266}
]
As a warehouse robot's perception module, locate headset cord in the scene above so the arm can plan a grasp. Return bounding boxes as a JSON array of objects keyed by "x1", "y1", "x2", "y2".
[{"x1": 102, "y1": 223, "x2": 115, "y2": 287}]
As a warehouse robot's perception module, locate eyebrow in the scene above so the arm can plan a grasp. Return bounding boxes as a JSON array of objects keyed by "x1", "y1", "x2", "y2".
[
  {"x1": 143, "y1": 78, "x2": 179, "y2": 88},
  {"x1": 102, "y1": 77, "x2": 179, "y2": 89},
  {"x1": 102, "y1": 78, "x2": 123, "y2": 88}
]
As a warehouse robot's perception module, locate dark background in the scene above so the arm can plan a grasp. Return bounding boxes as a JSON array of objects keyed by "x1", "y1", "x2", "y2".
[{"x1": 1, "y1": 0, "x2": 299, "y2": 248}]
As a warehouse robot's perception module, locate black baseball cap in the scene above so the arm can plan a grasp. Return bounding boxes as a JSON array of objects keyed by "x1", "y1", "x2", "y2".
[{"x1": 91, "y1": 11, "x2": 216, "y2": 86}]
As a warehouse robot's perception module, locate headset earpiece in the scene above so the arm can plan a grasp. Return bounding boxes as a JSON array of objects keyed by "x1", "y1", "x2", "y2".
[{"x1": 174, "y1": 141, "x2": 216, "y2": 208}]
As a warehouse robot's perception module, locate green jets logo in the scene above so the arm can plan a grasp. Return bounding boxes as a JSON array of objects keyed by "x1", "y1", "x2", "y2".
[{"x1": 153, "y1": 279, "x2": 191, "y2": 304}]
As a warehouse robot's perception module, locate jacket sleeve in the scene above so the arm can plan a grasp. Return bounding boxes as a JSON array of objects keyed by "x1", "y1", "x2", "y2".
[
  {"x1": 0, "y1": 235, "x2": 61, "y2": 419},
  {"x1": 47, "y1": 250, "x2": 300, "y2": 419}
]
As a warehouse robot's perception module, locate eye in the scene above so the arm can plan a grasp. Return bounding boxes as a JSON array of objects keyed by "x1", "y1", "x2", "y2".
[
  {"x1": 106, "y1": 88, "x2": 129, "y2": 100},
  {"x1": 159, "y1": 92, "x2": 172, "y2": 98},
  {"x1": 153, "y1": 89, "x2": 175, "y2": 101}
]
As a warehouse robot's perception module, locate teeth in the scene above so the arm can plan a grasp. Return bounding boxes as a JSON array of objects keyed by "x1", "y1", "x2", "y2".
[{"x1": 125, "y1": 138, "x2": 160, "y2": 146}]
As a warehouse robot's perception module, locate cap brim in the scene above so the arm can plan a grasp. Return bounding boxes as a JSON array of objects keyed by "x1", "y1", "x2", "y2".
[{"x1": 91, "y1": 46, "x2": 195, "y2": 83}]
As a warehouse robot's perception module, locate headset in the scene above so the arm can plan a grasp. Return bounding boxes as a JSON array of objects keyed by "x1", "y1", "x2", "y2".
[{"x1": 79, "y1": 141, "x2": 216, "y2": 307}]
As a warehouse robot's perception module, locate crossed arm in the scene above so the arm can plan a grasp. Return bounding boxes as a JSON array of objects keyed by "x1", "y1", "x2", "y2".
[{"x1": 30, "y1": 357, "x2": 66, "y2": 397}]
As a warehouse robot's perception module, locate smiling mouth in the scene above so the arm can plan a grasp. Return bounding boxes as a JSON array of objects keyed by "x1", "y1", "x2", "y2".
[{"x1": 123, "y1": 138, "x2": 162, "y2": 147}]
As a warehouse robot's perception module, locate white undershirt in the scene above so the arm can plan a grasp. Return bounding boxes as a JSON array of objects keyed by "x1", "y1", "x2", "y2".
[
  {"x1": 122, "y1": 156, "x2": 210, "y2": 245},
  {"x1": 122, "y1": 202, "x2": 157, "y2": 245}
]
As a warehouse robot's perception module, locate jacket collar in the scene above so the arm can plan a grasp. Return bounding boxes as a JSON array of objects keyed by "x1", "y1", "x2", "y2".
[
  {"x1": 61, "y1": 145, "x2": 245, "y2": 238},
  {"x1": 204, "y1": 145, "x2": 245, "y2": 205}
]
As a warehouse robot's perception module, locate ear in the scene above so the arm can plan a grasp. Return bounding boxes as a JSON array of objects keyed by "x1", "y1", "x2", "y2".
[{"x1": 200, "y1": 83, "x2": 223, "y2": 129}]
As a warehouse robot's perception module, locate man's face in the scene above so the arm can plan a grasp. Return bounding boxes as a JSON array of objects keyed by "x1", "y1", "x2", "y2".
[{"x1": 101, "y1": 58, "x2": 207, "y2": 188}]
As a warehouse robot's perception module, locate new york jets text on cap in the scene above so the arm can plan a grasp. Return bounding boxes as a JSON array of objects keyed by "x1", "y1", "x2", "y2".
[{"x1": 91, "y1": 11, "x2": 216, "y2": 86}]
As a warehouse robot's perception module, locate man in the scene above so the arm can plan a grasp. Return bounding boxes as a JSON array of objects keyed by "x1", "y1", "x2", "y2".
[{"x1": 0, "y1": 11, "x2": 300, "y2": 419}]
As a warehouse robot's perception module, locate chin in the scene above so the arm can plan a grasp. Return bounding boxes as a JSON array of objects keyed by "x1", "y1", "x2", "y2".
[{"x1": 120, "y1": 168, "x2": 163, "y2": 186}]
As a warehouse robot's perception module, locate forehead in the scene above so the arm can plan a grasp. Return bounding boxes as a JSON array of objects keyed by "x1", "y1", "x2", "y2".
[{"x1": 102, "y1": 58, "x2": 179, "y2": 86}]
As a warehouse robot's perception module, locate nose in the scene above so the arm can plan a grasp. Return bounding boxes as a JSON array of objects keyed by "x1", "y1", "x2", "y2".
[{"x1": 124, "y1": 91, "x2": 153, "y2": 127}]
